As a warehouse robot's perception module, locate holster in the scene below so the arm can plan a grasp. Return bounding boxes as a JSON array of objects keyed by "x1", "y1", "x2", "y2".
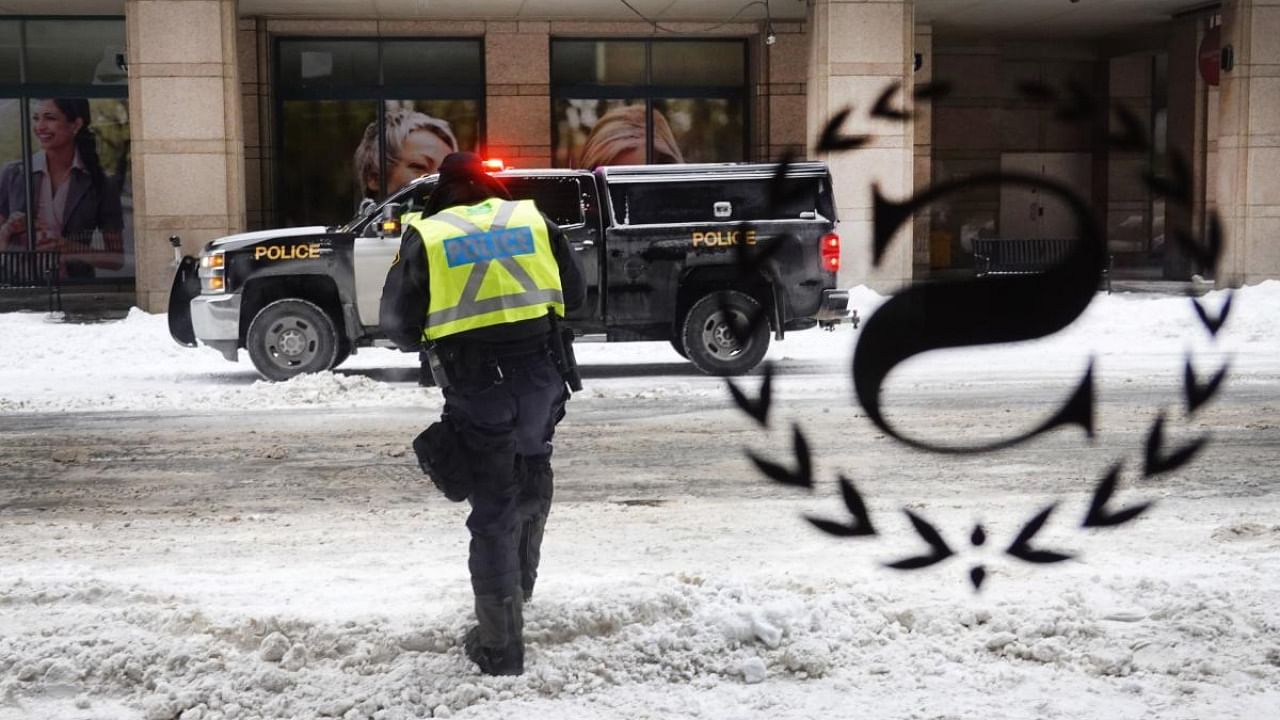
[
  {"x1": 412, "y1": 419, "x2": 472, "y2": 502},
  {"x1": 546, "y1": 313, "x2": 582, "y2": 393},
  {"x1": 423, "y1": 344, "x2": 453, "y2": 389}
]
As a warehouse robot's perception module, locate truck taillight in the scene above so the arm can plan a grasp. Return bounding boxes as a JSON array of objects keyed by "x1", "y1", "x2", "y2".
[{"x1": 820, "y1": 233, "x2": 840, "y2": 272}]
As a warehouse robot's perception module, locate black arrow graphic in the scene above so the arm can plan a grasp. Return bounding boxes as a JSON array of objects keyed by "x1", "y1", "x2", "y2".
[
  {"x1": 1184, "y1": 358, "x2": 1229, "y2": 414},
  {"x1": 769, "y1": 150, "x2": 814, "y2": 211},
  {"x1": 1054, "y1": 80, "x2": 1095, "y2": 123},
  {"x1": 1143, "y1": 412, "x2": 1208, "y2": 477},
  {"x1": 1016, "y1": 79, "x2": 1057, "y2": 103},
  {"x1": 1082, "y1": 464, "x2": 1152, "y2": 528},
  {"x1": 1110, "y1": 105, "x2": 1151, "y2": 153},
  {"x1": 1144, "y1": 151, "x2": 1193, "y2": 207},
  {"x1": 727, "y1": 362, "x2": 774, "y2": 429},
  {"x1": 746, "y1": 424, "x2": 814, "y2": 490},
  {"x1": 816, "y1": 107, "x2": 870, "y2": 152},
  {"x1": 1174, "y1": 212, "x2": 1224, "y2": 275},
  {"x1": 1192, "y1": 291, "x2": 1233, "y2": 336},
  {"x1": 1006, "y1": 504, "x2": 1074, "y2": 564},
  {"x1": 914, "y1": 80, "x2": 953, "y2": 102},
  {"x1": 885, "y1": 510, "x2": 954, "y2": 569},
  {"x1": 806, "y1": 473, "x2": 878, "y2": 537},
  {"x1": 871, "y1": 82, "x2": 911, "y2": 122}
]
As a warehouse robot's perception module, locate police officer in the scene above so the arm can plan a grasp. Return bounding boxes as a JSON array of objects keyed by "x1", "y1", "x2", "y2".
[{"x1": 380, "y1": 152, "x2": 585, "y2": 676}]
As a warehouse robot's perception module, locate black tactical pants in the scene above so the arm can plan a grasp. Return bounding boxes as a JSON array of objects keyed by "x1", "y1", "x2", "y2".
[{"x1": 441, "y1": 348, "x2": 567, "y2": 651}]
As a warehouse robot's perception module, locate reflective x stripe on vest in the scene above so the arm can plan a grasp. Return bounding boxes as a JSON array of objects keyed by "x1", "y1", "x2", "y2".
[{"x1": 410, "y1": 198, "x2": 565, "y2": 341}]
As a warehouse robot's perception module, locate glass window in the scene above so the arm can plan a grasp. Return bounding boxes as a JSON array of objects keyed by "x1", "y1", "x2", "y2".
[
  {"x1": 383, "y1": 41, "x2": 483, "y2": 87},
  {"x1": 504, "y1": 177, "x2": 584, "y2": 227},
  {"x1": 0, "y1": 98, "x2": 25, "y2": 250},
  {"x1": 612, "y1": 178, "x2": 825, "y2": 225},
  {"x1": 551, "y1": 39, "x2": 747, "y2": 169},
  {"x1": 24, "y1": 20, "x2": 127, "y2": 86},
  {"x1": 650, "y1": 42, "x2": 745, "y2": 87},
  {"x1": 654, "y1": 98, "x2": 743, "y2": 164},
  {"x1": 552, "y1": 41, "x2": 646, "y2": 86},
  {"x1": 0, "y1": 20, "x2": 133, "y2": 281},
  {"x1": 0, "y1": 22, "x2": 20, "y2": 85},
  {"x1": 277, "y1": 39, "x2": 485, "y2": 225},
  {"x1": 282, "y1": 100, "x2": 378, "y2": 227},
  {"x1": 2, "y1": 98, "x2": 133, "y2": 278},
  {"x1": 278, "y1": 40, "x2": 379, "y2": 93},
  {"x1": 553, "y1": 99, "x2": 645, "y2": 168}
]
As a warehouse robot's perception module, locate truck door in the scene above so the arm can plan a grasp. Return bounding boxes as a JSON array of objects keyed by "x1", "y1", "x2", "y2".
[
  {"x1": 503, "y1": 175, "x2": 601, "y2": 326},
  {"x1": 352, "y1": 181, "x2": 434, "y2": 329}
]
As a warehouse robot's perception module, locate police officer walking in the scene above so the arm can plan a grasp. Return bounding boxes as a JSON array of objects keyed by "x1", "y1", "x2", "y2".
[{"x1": 380, "y1": 152, "x2": 585, "y2": 676}]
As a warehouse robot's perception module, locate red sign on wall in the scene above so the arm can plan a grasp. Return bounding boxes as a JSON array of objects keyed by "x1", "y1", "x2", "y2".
[{"x1": 1200, "y1": 25, "x2": 1221, "y2": 86}]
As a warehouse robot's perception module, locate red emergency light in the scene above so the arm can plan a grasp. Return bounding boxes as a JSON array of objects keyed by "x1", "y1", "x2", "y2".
[
  {"x1": 482, "y1": 158, "x2": 505, "y2": 173},
  {"x1": 820, "y1": 232, "x2": 840, "y2": 272}
]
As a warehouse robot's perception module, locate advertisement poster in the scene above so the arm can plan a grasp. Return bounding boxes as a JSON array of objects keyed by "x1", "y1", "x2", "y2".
[
  {"x1": 553, "y1": 98, "x2": 743, "y2": 169},
  {"x1": 280, "y1": 99, "x2": 480, "y2": 228},
  {"x1": 0, "y1": 96, "x2": 133, "y2": 281}
]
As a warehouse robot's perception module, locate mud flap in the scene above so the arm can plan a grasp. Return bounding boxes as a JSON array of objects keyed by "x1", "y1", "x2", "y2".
[{"x1": 168, "y1": 256, "x2": 199, "y2": 347}]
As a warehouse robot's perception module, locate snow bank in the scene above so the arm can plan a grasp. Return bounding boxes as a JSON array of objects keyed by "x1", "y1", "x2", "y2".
[
  {"x1": 1, "y1": 281, "x2": 1277, "y2": 415},
  {"x1": 2, "y1": 570, "x2": 1276, "y2": 720}
]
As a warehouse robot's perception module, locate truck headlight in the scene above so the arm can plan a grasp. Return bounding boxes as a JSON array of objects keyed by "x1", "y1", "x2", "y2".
[{"x1": 199, "y1": 251, "x2": 226, "y2": 293}]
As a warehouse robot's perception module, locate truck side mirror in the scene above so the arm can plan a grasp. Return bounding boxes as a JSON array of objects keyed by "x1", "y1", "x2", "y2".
[
  {"x1": 357, "y1": 197, "x2": 376, "y2": 217},
  {"x1": 377, "y1": 203, "x2": 405, "y2": 238}
]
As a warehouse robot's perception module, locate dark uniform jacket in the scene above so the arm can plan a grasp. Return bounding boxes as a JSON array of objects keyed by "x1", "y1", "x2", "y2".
[{"x1": 379, "y1": 209, "x2": 586, "y2": 355}]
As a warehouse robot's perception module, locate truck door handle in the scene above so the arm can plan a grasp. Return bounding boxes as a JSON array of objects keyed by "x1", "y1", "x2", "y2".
[{"x1": 575, "y1": 240, "x2": 595, "y2": 249}]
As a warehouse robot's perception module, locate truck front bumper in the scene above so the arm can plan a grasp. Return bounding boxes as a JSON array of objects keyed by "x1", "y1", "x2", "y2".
[
  {"x1": 191, "y1": 293, "x2": 242, "y2": 360},
  {"x1": 815, "y1": 289, "x2": 858, "y2": 329}
]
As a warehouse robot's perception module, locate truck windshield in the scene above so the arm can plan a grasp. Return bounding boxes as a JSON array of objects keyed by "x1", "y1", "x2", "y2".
[{"x1": 340, "y1": 177, "x2": 437, "y2": 233}]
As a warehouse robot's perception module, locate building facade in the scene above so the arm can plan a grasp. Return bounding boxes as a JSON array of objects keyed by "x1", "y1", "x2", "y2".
[{"x1": 1, "y1": 0, "x2": 1275, "y2": 312}]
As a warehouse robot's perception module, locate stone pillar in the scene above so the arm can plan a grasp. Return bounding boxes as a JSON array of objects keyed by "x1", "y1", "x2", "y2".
[
  {"x1": 1217, "y1": 0, "x2": 1280, "y2": 286},
  {"x1": 485, "y1": 21, "x2": 551, "y2": 168},
  {"x1": 126, "y1": 0, "x2": 245, "y2": 312},
  {"x1": 763, "y1": 21, "x2": 809, "y2": 161},
  {"x1": 807, "y1": 0, "x2": 916, "y2": 291},
  {"x1": 912, "y1": 23, "x2": 932, "y2": 274}
]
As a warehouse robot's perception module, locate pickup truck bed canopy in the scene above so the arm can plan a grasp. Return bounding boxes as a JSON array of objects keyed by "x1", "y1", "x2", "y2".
[{"x1": 597, "y1": 162, "x2": 830, "y2": 184}]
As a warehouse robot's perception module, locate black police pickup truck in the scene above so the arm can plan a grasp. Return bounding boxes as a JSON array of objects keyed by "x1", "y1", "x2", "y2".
[{"x1": 168, "y1": 162, "x2": 855, "y2": 380}]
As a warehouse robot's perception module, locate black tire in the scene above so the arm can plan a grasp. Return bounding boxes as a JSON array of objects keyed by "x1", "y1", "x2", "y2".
[
  {"x1": 681, "y1": 290, "x2": 770, "y2": 376},
  {"x1": 331, "y1": 337, "x2": 352, "y2": 370},
  {"x1": 246, "y1": 299, "x2": 339, "y2": 382},
  {"x1": 669, "y1": 334, "x2": 688, "y2": 359}
]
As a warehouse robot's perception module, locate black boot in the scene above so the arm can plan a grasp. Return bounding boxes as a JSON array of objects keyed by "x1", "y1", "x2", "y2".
[
  {"x1": 465, "y1": 594, "x2": 524, "y2": 676},
  {"x1": 518, "y1": 457, "x2": 554, "y2": 602},
  {"x1": 519, "y1": 514, "x2": 547, "y2": 602}
]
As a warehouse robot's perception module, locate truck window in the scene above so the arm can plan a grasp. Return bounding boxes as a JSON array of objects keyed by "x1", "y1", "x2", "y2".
[
  {"x1": 504, "y1": 177, "x2": 585, "y2": 227},
  {"x1": 608, "y1": 178, "x2": 831, "y2": 225}
]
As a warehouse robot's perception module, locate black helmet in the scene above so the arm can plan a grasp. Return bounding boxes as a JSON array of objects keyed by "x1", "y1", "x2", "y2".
[{"x1": 423, "y1": 152, "x2": 511, "y2": 216}]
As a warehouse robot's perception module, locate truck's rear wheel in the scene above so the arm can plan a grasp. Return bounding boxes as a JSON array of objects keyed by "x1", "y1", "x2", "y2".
[
  {"x1": 681, "y1": 291, "x2": 769, "y2": 376},
  {"x1": 246, "y1": 299, "x2": 339, "y2": 381}
]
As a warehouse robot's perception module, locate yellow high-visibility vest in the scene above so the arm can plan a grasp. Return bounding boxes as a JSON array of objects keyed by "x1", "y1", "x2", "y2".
[{"x1": 408, "y1": 198, "x2": 565, "y2": 341}]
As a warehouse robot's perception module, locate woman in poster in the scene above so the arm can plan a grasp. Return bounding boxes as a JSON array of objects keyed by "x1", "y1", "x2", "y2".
[
  {"x1": 355, "y1": 109, "x2": 459, "y2": 199},
  {"x1": 577, "y1": 105, "x2": 684, "y2": 169},
  {"x1": 0, "y1": 98, "x2": 125, "y2": 277}
]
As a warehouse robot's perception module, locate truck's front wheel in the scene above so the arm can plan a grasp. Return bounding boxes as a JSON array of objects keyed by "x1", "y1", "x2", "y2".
[
  {"x1": 681, "y1": 291, "x2": 770, "y2": 376},
  {"x1": 246, "y1": 299, "x2": 339, "y2": 381}
]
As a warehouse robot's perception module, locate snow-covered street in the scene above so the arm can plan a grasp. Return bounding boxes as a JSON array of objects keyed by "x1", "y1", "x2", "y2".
[{"x1": 2, "y1": 284, "x2": 1278, "y2": 719}]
